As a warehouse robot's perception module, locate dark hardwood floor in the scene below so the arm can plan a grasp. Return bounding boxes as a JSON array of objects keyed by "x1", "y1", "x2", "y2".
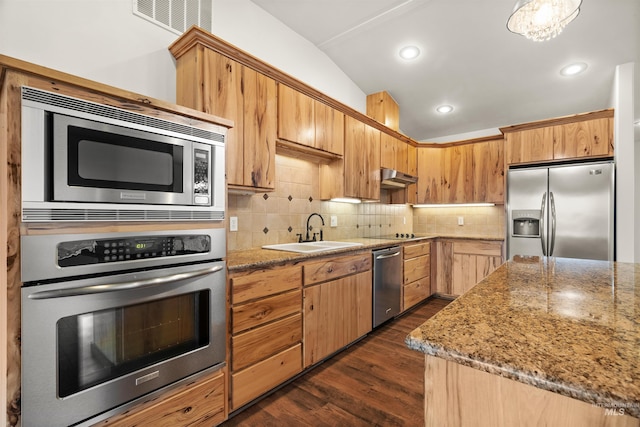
[{"x1": 222, "y1": 297, "x2": 451, "y2": 427}]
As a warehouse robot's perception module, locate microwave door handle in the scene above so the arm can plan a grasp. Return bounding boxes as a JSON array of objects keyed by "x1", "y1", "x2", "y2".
[
  {"x1": 540, "y1": 193, "x2": 547, "y2": 256},
  {"x1": 27, "y1": 265, "x2": 223, "y2": 300}
]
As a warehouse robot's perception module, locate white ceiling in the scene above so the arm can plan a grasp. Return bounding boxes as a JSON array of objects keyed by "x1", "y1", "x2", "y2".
[{"x1": 250, "y1": 0, "x2": 639, "y2": 142}]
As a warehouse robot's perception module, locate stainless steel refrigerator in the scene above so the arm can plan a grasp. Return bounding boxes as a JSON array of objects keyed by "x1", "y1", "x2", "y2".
[{"x1": 507, "y1": 161, "x2": 614, "y2": 261}]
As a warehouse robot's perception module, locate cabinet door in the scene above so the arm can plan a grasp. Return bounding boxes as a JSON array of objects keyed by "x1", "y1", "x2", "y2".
[
  {"x1": 442, "y1": 145, "x2": 473, "y2": 204},
  {"x1": 303, "y1": 270, "x2": 372, "y2": 367},
  {"x1": 315, "y1": 101, "x2": 344, "y2": 155},
  {"x1": 553, "y1": 118, "x2": 612, "y2": 160},
  {"x1": 451, "y1": 241, "x2": 503, "y2": 296},
  {"x1": 201, "y1": 51, "x2": 244, "y2": 186},
  {"x1": 473, "y1": 138, "x2": 505, "y2": 203},
  {"x1": 344, "y1": 117, "x2": 380, "y2": 200},
  {"x1": 242, "y1": 67, "x2": 276, "y2": 188},
  {"x1": 380, "y1": 132, "x2": 398, "y2": 170},
  {"x1": 417, "y1": 147, "x2": 443, "y2": 204},
  {"x1": 407, "y1": 144, "x2": 417, "y2": 204},
  {"x1": 505, "y1": 128, "x2": 554, "y2": 165},
  {"x1": 344, "y1": 116, "x2": 365, "y2": 198},
  {"x1": 277, "y1": 84, "x2": 314, "y2": 147},
  {"x1": 363, "y1": 124, "x2": 381, "y2": 200}
]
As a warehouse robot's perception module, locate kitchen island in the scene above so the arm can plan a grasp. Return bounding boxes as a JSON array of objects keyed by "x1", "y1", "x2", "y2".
[{"x1": 406, "y1": 257, "x2": 640, "y2": 426}]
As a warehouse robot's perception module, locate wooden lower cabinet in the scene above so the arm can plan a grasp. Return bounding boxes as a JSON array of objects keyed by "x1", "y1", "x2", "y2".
[
  {"x1": 231, "y1": 344, "x2": 302, "y2": 410},
  {"x1": 302, "y1": 252, "x2": 373, "y2": 367},
  {"x1": 96, "y1": 369, "x2": 226, "y2": 427},
  {"x1": 229, "y1": 265, "x2": 303, "y2": 411},
  {"x1": 451, "y1": 241, "x2": 503, "y2": 296},
  {"x1": 434, "y1": 239, "x2": 503, "y2": 297},
  {"x1": 402, "y1": 241, "x2": 432, "y2": 311},
  {"x1": 303, "y1": 270, "x2": 372, "y2": 367}
]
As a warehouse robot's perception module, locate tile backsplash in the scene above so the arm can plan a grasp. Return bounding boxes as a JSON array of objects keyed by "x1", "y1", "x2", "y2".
[
  {"x1": 227, "y1": 155, "x2": 504, "y2": 251},
  {"x1": 413, "y1": 205, "x2": 505, "y2": 237}
]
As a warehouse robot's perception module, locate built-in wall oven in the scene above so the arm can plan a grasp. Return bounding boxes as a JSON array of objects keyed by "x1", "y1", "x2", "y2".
[
  {"x1": 20, "y1": 86, "x2": 226, "y2": 222},
  {"x1": 20, "y1": 228, "x2": 226, "y2": 427}
]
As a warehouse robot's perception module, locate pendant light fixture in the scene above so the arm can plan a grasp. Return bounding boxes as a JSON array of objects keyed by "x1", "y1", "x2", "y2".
[{"x1": 507, "y1": 0, "x2": 582, "y2": 42}]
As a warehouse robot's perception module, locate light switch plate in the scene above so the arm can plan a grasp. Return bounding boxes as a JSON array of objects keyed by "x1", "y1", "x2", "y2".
[
  {"x1": 230, "y1": 216, "x2": 238, "y2": 231},
  {"x1": 330, "y1": 215, "x2": 338, "y2": 227},
  {"x1": 457, "y1": 216, "x2": 464, "y2": 226}
]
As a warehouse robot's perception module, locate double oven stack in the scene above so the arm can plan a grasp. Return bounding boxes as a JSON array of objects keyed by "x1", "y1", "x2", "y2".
[{"x1": 18, "y1": 87, "x2": 228, "y2": 426}]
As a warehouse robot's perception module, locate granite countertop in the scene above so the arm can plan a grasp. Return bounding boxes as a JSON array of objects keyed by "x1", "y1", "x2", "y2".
[
  {"x1": 227, "y1": 234, "x2": 503, "y2": 272},
  {"x1": 406, "y1": 257, "x2": 640, "y2": 418}
]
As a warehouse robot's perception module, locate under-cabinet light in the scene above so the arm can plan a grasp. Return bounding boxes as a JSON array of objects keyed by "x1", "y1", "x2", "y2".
[
  {"x1": 413, "y1": 203, "x2": 496, "y2": 208},
  {"x1": 330, "y1": 198, "x2": 362, "y2": 204}
]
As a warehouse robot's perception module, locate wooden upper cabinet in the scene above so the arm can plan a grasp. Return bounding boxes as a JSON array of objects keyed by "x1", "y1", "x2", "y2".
[
  {"x1": 314, "y1": 101, "x2": 344, "y2": 155},
  {"x1": 442, "y1": 144, "x2": 473, "y2": 204},
  {"x1": 504, "y1": 113, "x2": 614, "y2": 165},
  {"x1": 242, "y1": 67, "x2": 277, "y2": 189},
  {"x1": 418, "y1": 139, "x2": 504, "y2": 205},
  {"x1": 277, "y1": 83, "x2": 314, "y2": 147},
  {"x1": 406, "y1": 144, "x2": 417, "y2": 205},
  {"x1": 366, "y1": 90, "x2": 399, "y2": 131},
  {"x1": 341, "y1": 117, "x2": 380, "y2": 200},
  {"x1": 505, "y1": 127, "x2": 554, "y2": 165},
  {"x1": 277, "y1": 83, "x2": 344, "y2": 156},
  {"x1": 417, "y1": 146, "x2": 443, "y2": 204},
  {"x1": 472, "y1": 138, "x2": 505, "y2": 204},
  {"x1": 176, "y1": 50, "x2": 245, "y2": 186},
  {"x1": 173, "y1": 47, "x2": 276, "y2": 190},
  {"x1": 553, "y1": 117, "x2": 613, "y2": 160},
  {"x1": 380, "y1": 132, "x2": 409, "y2": 174}
]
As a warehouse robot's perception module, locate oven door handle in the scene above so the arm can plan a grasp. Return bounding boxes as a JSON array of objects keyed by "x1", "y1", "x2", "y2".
[{"x1": 27, "y1": 265, "x2": 224, "y2": 300}]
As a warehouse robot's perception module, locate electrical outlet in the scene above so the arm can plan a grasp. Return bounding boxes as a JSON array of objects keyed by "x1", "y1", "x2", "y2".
[
  {"x1": 230, "y1": 216, "x2": 238, "y2": 231},
  {"x1": 330, "y1": 215, "x2": 338, "y2": 227},
  {"x1": 403, "y1": 216, "x2": 406, "y2": 225},
  {"x1": 457, "y1": 216, "x2": 464, "y2": 226}
]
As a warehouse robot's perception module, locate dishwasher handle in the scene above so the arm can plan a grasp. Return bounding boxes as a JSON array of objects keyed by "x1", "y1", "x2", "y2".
[{"x1": 375, "y1": 251, "x2": 401, "y2": 260}]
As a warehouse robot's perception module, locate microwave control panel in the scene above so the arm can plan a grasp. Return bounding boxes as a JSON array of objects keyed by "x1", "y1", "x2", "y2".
[
  {"x1": 57, "y1": 234, "x2": 211, "y2": 267},
  {"x1": 193, "y1": 147, "x2": 210, "y2": 204}
]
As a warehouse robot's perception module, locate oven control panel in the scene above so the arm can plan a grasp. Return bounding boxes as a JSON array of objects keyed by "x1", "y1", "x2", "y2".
[{"x1": 57, "y1": 234, "x2": 211, "y2": 267}]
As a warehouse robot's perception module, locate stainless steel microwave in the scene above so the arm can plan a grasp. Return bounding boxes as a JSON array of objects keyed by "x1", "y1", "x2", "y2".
[{"x1": 20, "y1": 86, "x2": 226, "y2": 222}]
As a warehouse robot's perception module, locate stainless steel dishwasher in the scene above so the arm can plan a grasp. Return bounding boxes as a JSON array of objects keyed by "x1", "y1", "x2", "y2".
[{"x1": 372, "y1": 246, "x2": 402, "y2": 327}]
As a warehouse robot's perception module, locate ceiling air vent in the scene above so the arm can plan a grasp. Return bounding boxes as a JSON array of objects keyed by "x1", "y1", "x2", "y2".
[{"x1": 134, "y1": 0, "x2": 212, "y2": 35}]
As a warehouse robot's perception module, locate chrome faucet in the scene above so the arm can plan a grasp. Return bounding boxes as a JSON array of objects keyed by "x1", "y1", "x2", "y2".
[{"x1": 300, "y1": 213, "x2": 325, "y2": 242}]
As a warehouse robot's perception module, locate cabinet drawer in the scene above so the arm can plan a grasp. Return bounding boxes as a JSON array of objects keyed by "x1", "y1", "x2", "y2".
[
  {"x1": 232, "y1": 313, "x2": 302, "y2": 371},
  {"x1": 231, "y1": 265, "x2": 302, "y2": 304},
  {"x1": 452, "y1": 240, "x2": 502, "y2": 257},
  {"x1": 231, "y1": 344, "x2": 302, "y2": 410},
  {"x1": 303, "y1": 253, "x2": 371, "y2": 285},
  {"x1": 404, "y1": 255, "x2": 430, "y2": 284},
  {"x1": 403, "y1": 278, "x2": 431, "y2": 311},
  {"x1": 404, "y1": 241, "x2": 431, "y2": 259},
  {"x1": 100, "y1": 369, "x2": 226, "y2": 427},
  {"x1": 232, "y1": 289, "x2": 301, "y2": 334}
]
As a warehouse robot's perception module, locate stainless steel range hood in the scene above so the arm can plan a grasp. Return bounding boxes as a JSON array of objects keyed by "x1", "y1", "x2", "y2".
[{"x1": 380, "y1": 168, "x2": 418, "y2": 189}]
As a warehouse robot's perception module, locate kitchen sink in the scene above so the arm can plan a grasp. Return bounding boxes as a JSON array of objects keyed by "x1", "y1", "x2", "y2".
[{"x1": 262, "y1": 241, "x2": 363, "y2": 253}]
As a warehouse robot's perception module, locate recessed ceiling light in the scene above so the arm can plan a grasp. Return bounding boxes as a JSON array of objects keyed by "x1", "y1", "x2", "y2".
[
  {"x1": 436, "y1": 105, "x2": 454, "y2": 114},
  {"x1": 399, "y1": 45, "x2": 420, "y2": 60},
  {"x1": 560, "y1": 62, "x2": 588, "y2": 76}
]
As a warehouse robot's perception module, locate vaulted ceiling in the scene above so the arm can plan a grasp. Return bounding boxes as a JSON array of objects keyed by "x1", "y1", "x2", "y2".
[{"x1": 250, "y1": 0, "x2": 639, "y2": 142}]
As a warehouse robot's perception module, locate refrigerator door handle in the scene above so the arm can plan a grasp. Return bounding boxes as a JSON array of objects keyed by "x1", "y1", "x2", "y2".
[
  {"x1": 549, "y1": 192, "x2": 557, "y2": 256},
  {"x1": 540, "y1": 193, "x2": 547, "y2": 255}
]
